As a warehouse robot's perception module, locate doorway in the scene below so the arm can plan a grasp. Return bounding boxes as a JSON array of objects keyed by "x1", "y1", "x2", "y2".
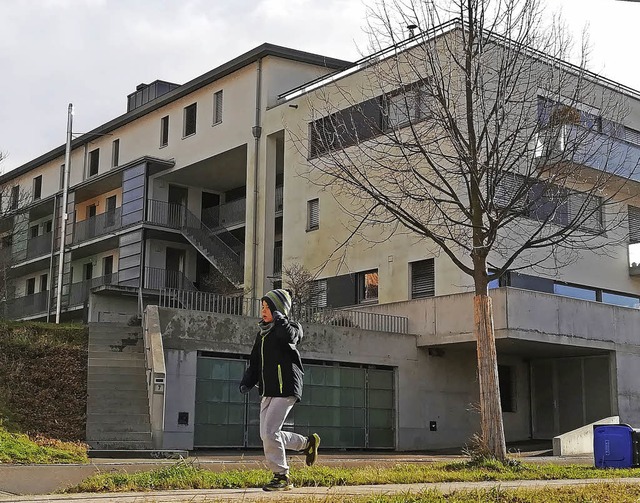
[
  {"x1": 166, "y1": 247, "x2": 185, "y2": 289},
  {"x1": 168, "y1": 185, "x2": 188, "y2": 228},
  {"x1": 531, "y1": 355, "x2": 612, "y2": 438}
]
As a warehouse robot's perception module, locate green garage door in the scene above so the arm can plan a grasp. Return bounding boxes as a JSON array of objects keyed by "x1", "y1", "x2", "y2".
[{"x1": 194, "y1": 355, "x2": 395, "y2": 449}]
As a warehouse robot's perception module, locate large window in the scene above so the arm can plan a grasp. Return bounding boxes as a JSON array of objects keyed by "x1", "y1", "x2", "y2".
[
  {"x1": 410, "y1": 258, "x2": 435, "y2": 299},
  {"x1": 307, "y1": 198, "x2": 319, "y2": 230},
  {"x1": 357, "y1": 270, "x2": 379, "y2": 304},
  {"x1": 310, "y1": 279, "x2": 327, "y2": 309},
  {"x1": 10, "y1": 185, "x2": 19, "y2": 210},
  {"x1": 183, "y1": 103, "x2": 197, "y2": 137},
  {"x1": 160, "y1": 116, "x2": 169, "y2": 147},
  {"x1": 213, "y1": 90, "x2": 223, "y2": 125},
  {"x1": 553, "y1": 283, "x2": 597, "y2": 302},
  {"x1": 88, "y1": 148, "x2": 99, "y2": 177},
  {"x1": 386, "y1": 83, "x2": 429, "y2": 129}
]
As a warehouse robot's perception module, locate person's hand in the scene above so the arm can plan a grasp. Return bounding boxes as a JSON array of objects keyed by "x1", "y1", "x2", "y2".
[{"x1": 239, "y1": 384, "x2": 251, "y2": 394}]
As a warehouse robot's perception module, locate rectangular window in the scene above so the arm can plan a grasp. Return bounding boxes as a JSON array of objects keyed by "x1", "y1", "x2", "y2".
[
  {"x1": 553, "y1": 283, "x2": 597, "y2": 301},
  {"x1": 30, "y1": 225, "x2": 39, "y2": 238},
  {"x1": 307, "y1": 198, "x2": 319, "y2": 230},
  {"x1": 386, "y1": 83, "x2": 429, "y2": 129},
  {"x1": 59, "y1": 164, "x2": 65, "y2": 190},
  {"x1": 88, "y1": 148, "x2": 99, "y2": 177},
  {"x1": 213, "y1": 90, "x2": 223, "y2": 125},
  {"x1": 411, "y1": 259, "x2": 435, "y2": 298},
  {"x1": 160, "y1": 115, "x2": 169, "y2": 147},
  {"x1": 33, "y1": 175, "x2": 42, "y2": 200},
  {"x1": 183, "y1": 103, "x2": 197, "y2": 137},
  {"x1": 40, "y1": 274, "x2": 48, "y2": 292},
  {"x1": 26, "y1": 278, "x2": 35, "y2": 295},
  {"x1": 498, "y1": 365, "x2": 516, "y2": 413},
  {"x1": 111, "y1": 139, "x2": 120, "y2": 167},
  {"x1": 602, "y1": 291, "x2": 640, "y2": 309},
  {"x1": 357, "y1": 269, "x2": 379, "y2": 303},
  {"x1": 10, "y1": 186, "x2": 19, "y2": 210},
  {"x1": 44, "y1": 220, "x2": 52, "y2": 233},
  {"x1": 310, "y1": 279, "x2": 328, "y2": 309},
  {"x1": 630, "y1": 205, "x2": 640, "y2": 244}
]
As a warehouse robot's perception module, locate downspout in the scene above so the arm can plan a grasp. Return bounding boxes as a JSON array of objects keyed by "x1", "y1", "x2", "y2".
[
  {"x1": 46, "y1": 196, "x2": 59, "y2": 322},
  {"x1": 251, "y1": 58, "x2": 263, "y2": 315}
]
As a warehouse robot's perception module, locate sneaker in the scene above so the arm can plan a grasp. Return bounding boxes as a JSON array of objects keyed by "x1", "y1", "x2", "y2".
[
  {"x1": 262, "y1": 473, "x2": 293, "y2": 491},
  {"x1": 304, "y1": 433, "x2": 321, "y2": 466}
]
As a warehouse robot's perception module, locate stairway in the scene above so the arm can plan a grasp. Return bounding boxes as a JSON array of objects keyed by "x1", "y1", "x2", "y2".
[{"x1": 86, "y1": 322, "x2": 153, "y2": 451}]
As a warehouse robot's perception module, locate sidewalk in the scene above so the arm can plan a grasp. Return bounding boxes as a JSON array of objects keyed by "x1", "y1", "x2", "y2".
[
  {"x1": 3, "y1": 478, "x2": 640, "y2": 503},
  {"x1": 0, "y1": 448, "x2": 594, "y2": 498}
]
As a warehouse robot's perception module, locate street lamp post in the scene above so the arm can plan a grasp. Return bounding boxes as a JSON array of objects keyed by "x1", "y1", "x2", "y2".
[{"x1": 55, "y1": 104, "x2": 73, "y2": 324}]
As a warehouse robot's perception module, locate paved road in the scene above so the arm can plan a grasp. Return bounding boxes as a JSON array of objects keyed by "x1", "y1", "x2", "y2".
[{"x1": 2, "y1": 478, "x2": 640, "y2": 503}]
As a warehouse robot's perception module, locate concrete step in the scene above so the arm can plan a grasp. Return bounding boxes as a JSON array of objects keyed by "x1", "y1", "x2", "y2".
[
  {"x1": 87, "y1": 413, "x2": 150, "y2": 425},
  {"x1": 87, "y1": 431, "x2": 153, "y2": 442},
  {"x1": 88, "y1": 334, "x2": 143, "y2": 344},
  {"x1": 87, "y1": 351, "x2": 145, "y2": 360},
  {"x1": 87, "y1": 398, "x2": 149, "y2": 413},
  {"x1": 88, "y1": 389, "x2": 148, "y2": 401},
  {"x1": 87, "y1": 378, "x2": 147, "y2": 391},
  {"x1": 88, "y1": 357, "x2": 145, "y2": 368},
  {"x1": 87, "y1": 440, "x2": 153, "y2": 450},
  {"x1": 88, "y1": 364, "x2": 146, "y2": 375},
  {"x1": 87, "y1": 421, "x2": 151, "y2": 434}
]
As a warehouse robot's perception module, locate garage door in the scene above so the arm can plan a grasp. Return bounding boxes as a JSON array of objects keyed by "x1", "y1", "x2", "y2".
[{"x1": 194, "y1": 355, "x2": 395, "y2": 449}]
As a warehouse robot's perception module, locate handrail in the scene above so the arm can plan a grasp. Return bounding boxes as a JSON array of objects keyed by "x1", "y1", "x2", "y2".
[
  {"x1": 143, "y1": 305, "x2": 166, "y2": 450},
  {"x1": 144, "y1": 266, "x2": 197, "y2": 291},
  {"x1": 73, "y1": 207, "x2": 123, "y2": 244},
  {"x1": 158, "y1": 288, "x2": 409, "y2": 334}
]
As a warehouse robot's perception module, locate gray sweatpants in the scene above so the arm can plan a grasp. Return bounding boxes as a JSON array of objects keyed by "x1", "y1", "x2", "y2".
[{"x1": 260, "y1": 396, "x2": 308, "y2": 475}]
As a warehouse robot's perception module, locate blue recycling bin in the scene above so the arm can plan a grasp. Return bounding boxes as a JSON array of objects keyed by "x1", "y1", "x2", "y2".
[{"x1": 593, "y1": 424, "x2": 640, "y2": 468}]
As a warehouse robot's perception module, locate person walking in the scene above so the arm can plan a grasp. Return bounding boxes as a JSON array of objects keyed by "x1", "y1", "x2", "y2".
[{"x1": 240, "y1": 288, "x2": 320, "y2": 491}]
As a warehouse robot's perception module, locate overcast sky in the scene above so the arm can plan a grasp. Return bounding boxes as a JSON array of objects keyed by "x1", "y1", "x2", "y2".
[{"x1": 0, "y1": 0, "x2": 638, "y2": 173}]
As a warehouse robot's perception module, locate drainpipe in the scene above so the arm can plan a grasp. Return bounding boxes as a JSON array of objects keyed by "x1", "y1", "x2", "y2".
[
  {"x1": 46, "y1": 196, "x2": 59, "y2": 322},
  {"x1": 251, "y1": 58, "x2": 263, "y2": 315},
  {"x1": 55, "y1": 104, "x2": 73, "y2": 324}
]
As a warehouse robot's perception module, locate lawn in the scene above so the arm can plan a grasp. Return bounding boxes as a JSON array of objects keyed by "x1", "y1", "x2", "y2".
[{"x1": 0, "y1": 426, "x2": 88, "y2": 464}]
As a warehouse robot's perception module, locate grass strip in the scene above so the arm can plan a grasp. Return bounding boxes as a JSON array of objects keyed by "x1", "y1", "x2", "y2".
[
  {"x1": 63, "y1": 459, "x2": 640, "y2": 493},
  {"x1": 0, "y1": 426, "x2": 88, "y2": 464}
]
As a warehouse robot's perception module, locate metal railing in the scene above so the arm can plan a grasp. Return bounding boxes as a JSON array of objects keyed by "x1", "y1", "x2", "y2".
[
  {"x1": 73, "y1": 207, "x2": 123, "y2": 244},
  {"x1": 146, "y1": 199, "x2": 184, "y2": 230},
  {"x1": 201, "y1": 198, "x2": 247, "y2": 229},
  {"x1": 144, "y1": 266, "x2": 197, "y2": 291},
  {"x1": 2, "y1": 290, "x2": 50, "y2": 319},
  {"x1": 66, "y1": 273, "x2": 120, "y2": 307},
  {"x1": 11, "y1": 232, "x2": 54, "y2": 262},
  {"x1": 158, "y1": 288, "x2": 409, "y2": 334}
]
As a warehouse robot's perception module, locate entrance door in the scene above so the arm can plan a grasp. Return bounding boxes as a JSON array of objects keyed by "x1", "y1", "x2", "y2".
[
  {"x1": 105, "y1": 195, "x2": 117, "y2": 227},
  {"x1": 531, "y1": 355, "x2": 612, "y2": 438},
  {"x1": 165, "y1": 247, "x2": 185, "y2": 289},
  {"x1": 168, "y1": 185, "x2": 188, "y2": 228}
]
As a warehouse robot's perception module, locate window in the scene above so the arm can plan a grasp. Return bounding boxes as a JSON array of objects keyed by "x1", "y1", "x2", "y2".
[
  {"x1": 602, "y1": 292, "x2": 640, "y2": 309},
  {"x1": 386, "y1": 83, "x2": 429, "y2": 128},
  {"x1": 111, "y1": 139, "x2": 120, "y2": 167},
  {"x1": 10, "y1": 186, "x2": 19, "y2": 210},
  {"x1": 498, "y1": 365, "x2": 516, "y2": 413},
  {"x1": 310, "y1": 279, "x2": 328, "y2": 309},
  {"x1": 357, "y1": 269, "x2": 379, "y2": 303},
  {"x1": 411, "y1": 259, "x2": 435, "y2": 298},
  {"x1": 307, "y1": 198, "x2": 319, "y2": 230},
  {"x1": 213, "y1": 90, "x2": 223, "y2": 125},
  {"x1": 40, "y1": 274, "x2": 48, "y2": 292},
  {"x1": 44, "y1": 220, "x2": 52, "y2": 233},
  {"x1": 33, "y1": 175, "x2": 42, "y2": 200},
  {"x1": 553, "y1": 283, "x2": 597, "y2": 301},
  {"x1": 628, "y1": 205, "x2": 640, "y2": 244},
  {"x1": 160, "y1": 116, "x2": 169, "y2": 147},
  {"x1": 30, "y1": 225, "x2": 39, "y2": 238},
  {"x1": 183, "y1": 103, "x2": 197, "y2": 137},
  {"x1": 88, "y1": 148, "x2": 99, "y2": 177},
  {"x1": 59, "y1": 164, "x2": 65, "y2": 190},
  {"x1": 26, "y1": 278, "x2": 35, "y2": 295}
]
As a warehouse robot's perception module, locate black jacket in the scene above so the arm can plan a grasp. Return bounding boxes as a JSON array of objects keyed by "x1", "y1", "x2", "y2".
[{"x1": 241, "y1": 317, "x2": 304, "y2": 401}]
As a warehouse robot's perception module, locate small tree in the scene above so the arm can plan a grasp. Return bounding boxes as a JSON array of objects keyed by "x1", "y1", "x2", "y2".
[
  {"x1": 282, "y1": 262, "x2": 317, "y2": 320},
  {"x1": 291, "y1": 0, "x2": 636, "y2": 460}
]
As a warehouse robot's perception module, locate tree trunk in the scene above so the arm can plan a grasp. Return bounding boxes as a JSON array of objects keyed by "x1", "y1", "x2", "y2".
[{"x1": 474, "y1": 293, "x2": 507, "y2": 460}]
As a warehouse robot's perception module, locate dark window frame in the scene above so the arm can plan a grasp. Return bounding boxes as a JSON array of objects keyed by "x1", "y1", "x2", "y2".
[
  {"x1": 307, "y1": 198, "x2": 319, "y2": 231},
  {"x1": 213, "y1": 90, "x2": 223, "y2": 125},
  {"x1": 410, "y1": 258, "x2": 435, "y2": 299},
  {"x1": 88, "y1": 148, "x2": 100, "y2": 177},
  {"x1": 111, "y1": 139, "x2": 120, "y2": 168},
  {"x1": 357, "y1": 269, "x2": 379, "y2": 304},
  {"x1": 183, "y1": 103, "x2": 197, "y2": 137},
  {"x1": 160, "y1": 115, "x2": 169, "y2": 147},
  {"x1": 33, "y1": 175, "x2": 42, "y2": 200}
]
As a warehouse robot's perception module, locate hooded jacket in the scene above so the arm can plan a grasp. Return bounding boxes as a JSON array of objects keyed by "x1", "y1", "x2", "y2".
[{"x1": 241, "y1": 316, "x2": 304, "y2": 401}]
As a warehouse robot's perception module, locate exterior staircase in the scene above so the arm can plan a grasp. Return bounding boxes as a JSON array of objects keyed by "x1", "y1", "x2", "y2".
[{"x1": 86, "y1": 322, "x2": 152, "y2": 451}]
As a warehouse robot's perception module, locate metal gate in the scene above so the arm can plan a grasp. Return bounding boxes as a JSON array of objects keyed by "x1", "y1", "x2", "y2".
[{"x1": 194, "y1": 355, "x2": 395, "y2": 449}]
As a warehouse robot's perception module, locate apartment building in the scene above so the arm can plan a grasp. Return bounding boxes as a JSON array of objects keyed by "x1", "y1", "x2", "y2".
[{"x1": 2, "y1": 25, "x2": 640, "y2": 452}]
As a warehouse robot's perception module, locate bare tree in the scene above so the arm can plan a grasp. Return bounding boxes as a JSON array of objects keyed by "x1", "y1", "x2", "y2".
[
  {"x1": 291, "y1": 0, "x2": 637, "y2": 460},
  {"x1": 281, "y1": 262, "x2": 316, "y2": 319}
]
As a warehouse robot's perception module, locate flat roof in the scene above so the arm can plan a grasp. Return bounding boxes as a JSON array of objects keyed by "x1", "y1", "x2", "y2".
[{"x1": 0, "y1": 43, "x2": 351, "y2": 185}]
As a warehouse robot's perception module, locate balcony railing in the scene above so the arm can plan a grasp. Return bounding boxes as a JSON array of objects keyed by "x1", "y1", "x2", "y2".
[
  {"x1": 144, "y1": 266, "x2": 197, "y2": 291},
  {"x1": 201, "y1": 198, "x2": 246, "y2": 229},
  {"x1": 2, "y1": 290, "x2": 50, "y2": 319},
  {"x1": 73, "y1": 207, "x2": 124, "y2": 244},
  {"x1": 12, "y1": 232, "x2": 53, "y2": 262},
  {"x1": 158, "y1": 288, "x2": 409, "y2": 334},
  {"x1": 146, "y1": 200, "x2": 184, "y2": 230},
  {"x1": 537, "y1": 125, "x2": 640, "y2": 181},
  {"x1": 630, "y1": 242, "x2": 640, "y2": 276}
]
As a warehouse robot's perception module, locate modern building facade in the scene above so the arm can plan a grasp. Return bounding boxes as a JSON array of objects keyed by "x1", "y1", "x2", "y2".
[{"x1": 1, "y1": 26, "x2": 639, "y2": 451}]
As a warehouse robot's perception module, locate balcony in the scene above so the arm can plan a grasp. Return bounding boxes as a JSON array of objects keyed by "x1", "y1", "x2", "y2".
[
  {"x1": 2, "y1": 291, "x2": 50, "y2": 319},
  {"x1": 144, "y1": 266, "x2": 196, "y2": 291},
  {"x1": 537, "y1": 125, "x2": 640, "y2": 182},
  {"x1": 201, "y1": 198, "x2": 246, "y2": 229},
  {"x1": 73, "y1": 207, "x2": 125, "y2": 244},
  {"x1": 12, "y1": 232, "x2": 54, "y2": 263},
  {"x1": 630, "y1": 242, "x2": 640, "y2": 276}
]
